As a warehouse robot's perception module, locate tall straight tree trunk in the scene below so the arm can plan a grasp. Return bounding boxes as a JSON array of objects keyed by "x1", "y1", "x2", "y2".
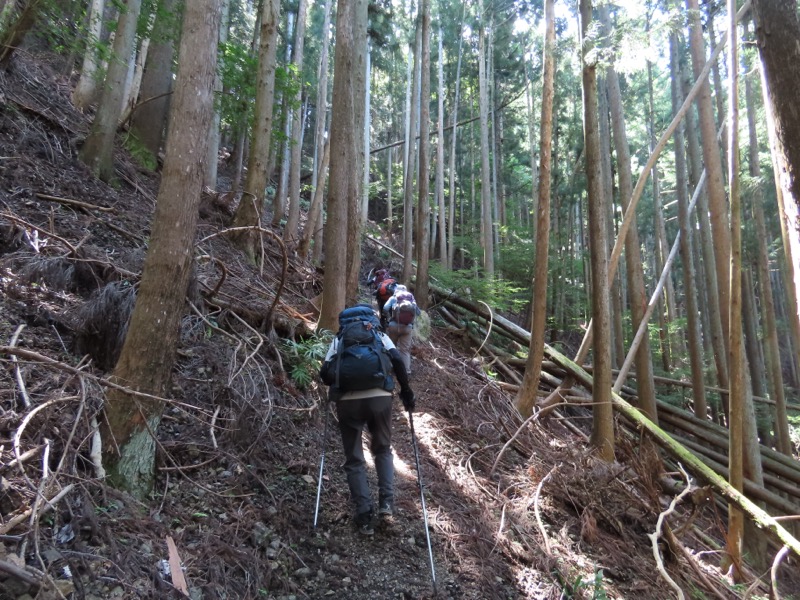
[
  {"x1": 477, "y1": 19, "x2": 494, "y2": 279},
  {"x1": 344, "y1": 0, "x2": 368, "y2": 302},
  {"x1": 687, "y1": 0, "x2": 731, "y2": 344},
  {"x1": 744, "y1": 28, "x2": 792, "y2": 455},
  {"x1": 414, "y1": 0, "x2": 431, "y2": 309},
  {"x1": 725, "y1": 0, "x2": 744, "y2": 577},
  {"x1": 205, "y1": 0, "x2": 231, "y2": 189},
  {"x1": 102, "y1": 0, "x2": 220, "y2": 498},
  {"x1": 299, "y1": 141, "x2": 329, "y2": 260},
  {"x1": 232, "y1": 0, "x2": 280, "y2": 259},
  {"x1": 79, "y1": 0, "x2": 142, "y2": 182},
  {"x1": 446, "y1": 3, "x2": 465, "y2": 270},
  {"x1": 319, "y1": 0, "x2": 366, "y2": 330},
  {"x1": 304, "y1": 0, "x2": 333, "y2": 260},
  {"x1": 670, "y1": 31, "x2": 707, "y2": 419},
  {"x1": 598, "y1": 76, "x2": 624, "y2": 369},
  {"x1": 272, "y1": 12, "x2": 295, "y2": 228},
  {"x1": 741, "y1": 269, "x2": 769, "y2": 442},
  {"x1": 580, "y1": 0, "x2": 614, "y2": 462},
  {"x1": 131, "y1": 0, "x2": 180, "y2": 159},
  {"x1": 71, "y1": 0, "x2": 105, "y2": 110},
  {"x1": 600, "y1": 6, "x2": 657, "y2": 422},
  {"x1": 751, "y1": 0, "x2": 800, "y2": 385},
  {"x1": 120, "y1": 24, "x2": 151, "y2": 126},
  {"x1": 515, "y1": 0, "x2": 555, "y2": 418},
  {"x1": 283, "y1": 0, "x2": 308, "y2": 242},
  {"x1": 682, "y1": 50, "x2": 730, "y2": 409},
  {"x1": 387, "y1": 145, "x2": 393, "y2": 230},
  {"x1": 360, "y1": 46, "x2": 371, "y2": 224},
  {"x1": 435, "y1": 25, "x2": 446, "y2": 265},
  {"x1": 648, "y1": 59, "x2": 676, "y2": 370},
  {"x1": 707, "y1": 11, "x2": 729, "y2": 175},
  {"x1": 401, "y1": 9, "x2": 421, "y2": 285},
  {"x1": 284, "y1": 0, "x2": 309, "y2": 243}
]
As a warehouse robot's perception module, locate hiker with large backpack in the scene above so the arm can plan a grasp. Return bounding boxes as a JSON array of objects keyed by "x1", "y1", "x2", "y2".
[
  {"x1": 319, "y1": 304, "x2": 416, "y2": 535},
  {"x1": 382, "y1": 285, "x2": 420, "y2": 376},
  {"x1": 368, "y1": 268, "x2": 397, "y2": 327}
]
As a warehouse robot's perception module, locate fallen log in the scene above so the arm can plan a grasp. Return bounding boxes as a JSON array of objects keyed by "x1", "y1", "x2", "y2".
[{"x1": 543, "y1": 343, "x2": 800, "y2": 558}]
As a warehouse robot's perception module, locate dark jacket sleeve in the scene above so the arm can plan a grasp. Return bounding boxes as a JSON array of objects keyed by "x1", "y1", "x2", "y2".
[
  {"x1": 388, "y1": 348, "x2": 411, "y2": 391},
  {"x1": 319, "y1": 359, "x2": 335, "y2": 386}
]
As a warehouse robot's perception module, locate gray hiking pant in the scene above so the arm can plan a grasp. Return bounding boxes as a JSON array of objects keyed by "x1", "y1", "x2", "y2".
[
  {"x1": 335, "y1": 395, "x2": 394, "y2": 516},
  {"x1": 387, "y1": 323, "x2": 413, "y2": 374}
]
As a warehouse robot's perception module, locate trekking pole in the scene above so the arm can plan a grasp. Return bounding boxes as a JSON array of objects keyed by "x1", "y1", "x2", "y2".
[
  {"x1": 408, "y1": 411, "x2": 437, "y2": 594},
  {"x1": 313, "y1": 405, "x2": 332, "y2": 529}
]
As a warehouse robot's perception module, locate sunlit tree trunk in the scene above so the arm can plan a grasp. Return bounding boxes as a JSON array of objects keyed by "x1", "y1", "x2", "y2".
[
  {"x1": 725, "y1": 1, "x2": 744, "y2": 577},
  {"x1": 580, "y1": 0, "x2": 614, "y2": 461},
  {"x1": 299, "y1": 140, "x2": 329, "y2": 260},
  {"x1": 687, "y1": 0, "x2": 731, "y2": 343},
  {"x1": 285, "y1": 0, "x2": 309, "y2": 243},
  {"x1": 401, "y1": 8, "x2": 421, "y2": 285},
  {"x1": 597, "y1": 76, "x2": 624, "y2": 369},
  {"x1": 72, "y1": 0, "x2": 105, "y2": 110},
  {"x1": 272, "y1": 12, "x2": 295, "y2": 228},
  {"x1": 648, "y1": 59, "x2": 676, "y2": 370},
  {"x1": 477, "y1": 18, "x2": 494, "y2": 279},
  {"x1": 414, "y1": 0, "x2": 431, "y2": 309},
  {"x1": 102, "y1": 0, "x2": 219, "y2": 498},
  {"x1": 120, "y1": 20, "x2": 152, "y2": 126},
  {"x1": 435, "y1": 25, "x2": 446, "y2": 265},
  {"x1": 360, "y1": 46, "x2": 371, "y2": 225},
  {"x1": 79, "y1": 0, "x2": 142, "y2": 182},
  {"x1": 707, "y1": 11, "x2": 728, "y2": 175},
  {"x1": 670, "y1": 31, "x2": 707, "y2": 419},
  {"x1": 515, "y1": 0, "x2": 554, "y2": 418},
  {"x1": 682, "y1": 49, "x2": 729, "y2": 413},
  {"x1": 303, "y1": 0, "x2": 333, "y2": 261},
  {"x1": 446, "y1": 4, "x2": 465, "y2": 270},
  {"x1": 600, "y1": 5, "x2": 657, "y2": 422}
]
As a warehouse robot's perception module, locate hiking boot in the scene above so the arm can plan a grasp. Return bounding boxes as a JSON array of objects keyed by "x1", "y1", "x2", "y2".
[
  {"x1": 355, "y1": 510, "x2": 374, "y2": 536},
  {"x1": 377, "y1": 502, "x2": 394, "y2": 518}
]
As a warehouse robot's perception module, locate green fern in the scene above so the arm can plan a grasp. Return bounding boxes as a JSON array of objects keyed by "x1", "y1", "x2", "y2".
[{"x1": 280, "y1": 332, "x2": 333, "y2": 390}]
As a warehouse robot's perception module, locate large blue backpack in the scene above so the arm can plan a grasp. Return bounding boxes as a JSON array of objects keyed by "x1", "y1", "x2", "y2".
[{"x1": 332, "y1": 305, "x2": 395, "y2": 392}]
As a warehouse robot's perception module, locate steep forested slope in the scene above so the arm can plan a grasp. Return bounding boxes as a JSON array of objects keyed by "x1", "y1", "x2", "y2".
[{"x1": 0, "y1": 52, "x2": 797, "y2": 600}]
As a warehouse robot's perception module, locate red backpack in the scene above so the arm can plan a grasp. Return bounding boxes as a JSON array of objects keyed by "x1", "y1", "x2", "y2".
[{"x1": 376, "y1": 278, "x2": 397, "y2": 303}]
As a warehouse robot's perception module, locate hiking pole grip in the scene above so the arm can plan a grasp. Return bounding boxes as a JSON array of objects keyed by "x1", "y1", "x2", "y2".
[
  {"x1": 408, "y1": 411, "x2": 437, "y2": 594},
  {"x1": 313, "y1": 406, "x2": 332, "y2": 528}
]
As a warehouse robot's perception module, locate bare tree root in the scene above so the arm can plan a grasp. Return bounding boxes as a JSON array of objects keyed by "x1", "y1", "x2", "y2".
[
  {"x1": 197, "y1": 225, "x2": 288, "y2": 324},
  {"x1": 648, "y1": 465, "x2": 694, "y2": 599},
  {"x1": 770, "y1": 545, "x2": 790, "y2": 600}
]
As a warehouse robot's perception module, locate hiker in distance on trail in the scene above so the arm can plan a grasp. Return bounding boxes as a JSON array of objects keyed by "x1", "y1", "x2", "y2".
[
  {"x1": 319, "y1": 304, "x2": 416, "y2": 536},
  {"x1": 368, "y1": 268, "x2": 397, "y2": 329},
  {"x1": 382, "y1": 284, "x2": 420, "y2": 376}
]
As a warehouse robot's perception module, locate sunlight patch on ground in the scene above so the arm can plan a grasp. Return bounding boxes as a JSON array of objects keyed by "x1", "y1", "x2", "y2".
[
  {"x1": 405, "y1": 410, "x2": 500, "y2": 507},
  {"x1": 361, "y1": 435, "x2": 414, "y2": 478}
]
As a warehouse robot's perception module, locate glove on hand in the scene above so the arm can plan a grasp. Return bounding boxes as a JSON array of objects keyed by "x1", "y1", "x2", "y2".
[{"x1": 400, "y1": 389, "x2": 415, "y2": 413}]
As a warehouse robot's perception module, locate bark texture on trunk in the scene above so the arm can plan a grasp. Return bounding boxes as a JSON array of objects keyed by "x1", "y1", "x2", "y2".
[
  {"x1": 515, "y1": 0, "x2": 555, "y2": 419},
  {"x1": 580, "y1": 0, "x2": 614, "y2": 462},
  {"x1": 103, "y1": 0, "x2": 220, "y2": 498},
  {"x1": 751, "y1": 0, "x2": 800, "y2": 366}
]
